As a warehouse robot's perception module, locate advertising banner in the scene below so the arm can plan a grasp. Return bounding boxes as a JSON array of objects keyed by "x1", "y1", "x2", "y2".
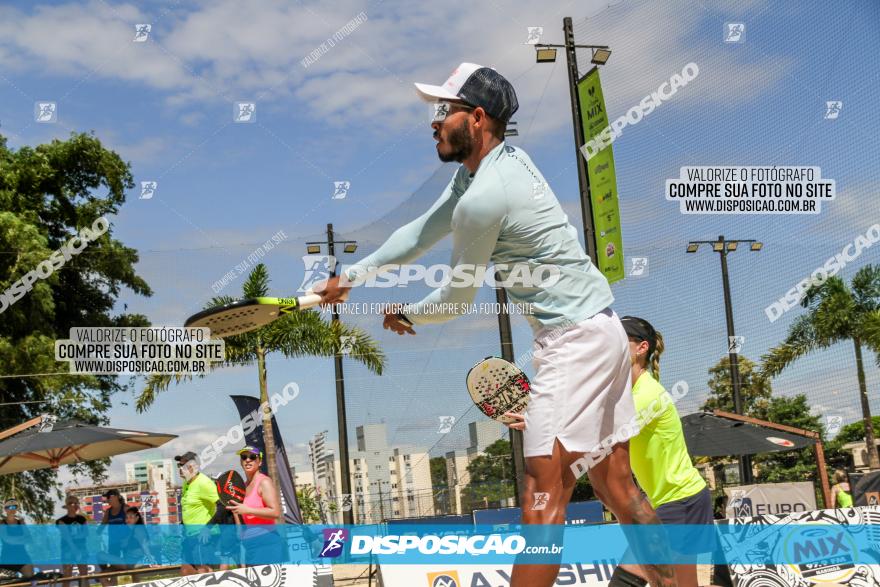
[
  {"x1": 725, "y1": 482, "x2": 817, "y2": 518},
  {"x1": 724, "y1": 505, "x2": 880, "y2": 586},
  {"x1": 127, "y1": 564, "x2": 333, "y2": 587},
  {"x1": 576, "y1": 67, "x2": 624, "y2": 284},
  {"x1": 473, "y1": 500, "x2": 604, "y2": 529},
  {"x1": 380, "y1": 562, "x2": 617, "y2": 587}
]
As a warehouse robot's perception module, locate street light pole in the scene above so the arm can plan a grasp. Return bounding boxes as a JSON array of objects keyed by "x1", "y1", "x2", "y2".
[
  {"x1": 687, "y1": 236, "x2": 762, "y2": 485},
  {"x1": 318, "y1": 223, "x2": 355, "y2": 525},
  {"x1": 717, "y1": 237, "x2": 743, "y2": 414},
  {"x1": 562, "y1": 16, "x2": 597, "y2": 263},
  {"x1": 495, "y1": 285, "x2": 525, "y2": 507},
  {"x1": 535, "y1": 19, "x2": 610, "y2": 262},
  {"x1": 716, "y1": 236, "x2": 752, "y2": 485},
  {"x1": 373, "y1": 480, "x2": 386, "y2": 522}
]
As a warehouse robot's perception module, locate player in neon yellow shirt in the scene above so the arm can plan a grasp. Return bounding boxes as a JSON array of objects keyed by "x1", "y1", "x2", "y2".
[
  {"x1": 176, "y1": 451, "x2": 219, "y2": 576},
  {"x1": 611, "y1": 316, "x2": 715, "y2": 587}
]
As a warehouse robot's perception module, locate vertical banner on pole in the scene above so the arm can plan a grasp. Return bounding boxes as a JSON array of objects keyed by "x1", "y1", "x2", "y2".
[{"x1": 577, "y1": 68, "x2": 624, "y2": 284}]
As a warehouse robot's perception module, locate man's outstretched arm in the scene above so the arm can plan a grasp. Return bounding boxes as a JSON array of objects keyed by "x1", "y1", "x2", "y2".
[
  {"x1": 318, "y1": 173, "x2": 461, "y2": 303},
  {"x1": 403, "y1": 189, "x2": 505, "y2": 324}
]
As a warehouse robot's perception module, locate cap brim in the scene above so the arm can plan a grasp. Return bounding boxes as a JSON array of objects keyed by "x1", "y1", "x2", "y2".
[{"x1": 414, "y1": 82, "x2": 460, "y2": 102}]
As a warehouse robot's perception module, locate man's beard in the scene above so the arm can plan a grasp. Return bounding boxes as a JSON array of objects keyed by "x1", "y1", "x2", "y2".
[{"x1": 437, "y1": 118, "x2": 474, "y2": 163}]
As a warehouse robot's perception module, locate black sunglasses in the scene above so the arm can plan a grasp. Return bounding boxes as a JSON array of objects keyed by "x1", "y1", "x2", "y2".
[{"x1": 240, "y1": 453, "x2": 260, "y2": 461}]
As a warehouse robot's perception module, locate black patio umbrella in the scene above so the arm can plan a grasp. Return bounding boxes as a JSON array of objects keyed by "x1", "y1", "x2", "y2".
[
  {"x1": 681, "y1": 412, "x2": 814, "y2": 457},
  {"x1": 0, "y1": 419, "x2": 176, "y2": 475}
]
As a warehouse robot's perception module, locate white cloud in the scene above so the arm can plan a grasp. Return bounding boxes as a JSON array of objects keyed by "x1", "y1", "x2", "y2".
[
  {"x1": 0, "y1": 2, "x2": 188, "y2": 88},
  {"x1": 0, "y1": 0, "x2": 792, "y2": 139}
]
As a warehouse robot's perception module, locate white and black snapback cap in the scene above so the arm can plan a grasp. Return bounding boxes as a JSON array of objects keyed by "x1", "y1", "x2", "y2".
[{"x1": 414, "y1": 62, "x2": 519, "y2": 123}]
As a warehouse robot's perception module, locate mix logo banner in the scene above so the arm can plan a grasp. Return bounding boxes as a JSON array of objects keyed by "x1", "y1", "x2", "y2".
[
  {"x1": 725, "y1": 482, "x2": 817, "y2": 518},
  {"x1": 577, "y1": 68, "x2": 624, "y2": 284},
  {"x1": 725, "y1": 506, "x2": 880, "y2": 586},
  {"x1": 127, "y1": 564, "x2": 333, "y2": 587},
  {"x1": 381, "y1": 562, "x2": 617, "y2": 587}
]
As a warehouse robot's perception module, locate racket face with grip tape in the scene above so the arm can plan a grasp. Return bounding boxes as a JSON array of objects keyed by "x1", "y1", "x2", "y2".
[
  {"x1": 215, "y1": 469, "x2": 247, "y2": 506},
  {"x1": 185, "y1": 294, "x2": 323, "y2": 339},
  {"x1": 466, "y1": 356, "x2": 532, "y2": 424}
]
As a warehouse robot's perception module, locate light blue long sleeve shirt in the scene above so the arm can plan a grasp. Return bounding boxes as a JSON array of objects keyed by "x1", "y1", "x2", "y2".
[{"x1": 345, "y1": 142, "x2": 614, "y2": 332}]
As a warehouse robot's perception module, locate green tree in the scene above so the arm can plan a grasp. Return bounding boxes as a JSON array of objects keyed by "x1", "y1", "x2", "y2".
[
  {"x1": 830, "y1": 416, "x2": 880, "y2": 445},
  {"x1": 463, "y1": 439, "x2": 515, "y2": 510},
  {"x1": 701, "y1": 356, "x2": 772, "y2": 415},
  {"x1": 761, "y1": 266, "x2": 880, "y2": 470},
  {"x1": 700, "y1": 357, "x2": 827, "y2": 485},
  {"x1": 136, "y1": 264, "x2": 385, "y2": 493},
  {"x1": 296, "y1": 486, "x2": 321, "y2": 523},
  {"x1": 0, "y1": 133, "x2": 152, "y2": 519},
  {"x1": 700, "y1": 355, "x2": 772, "y2": 486},
  {"x1": 570, "y1": 474, "x2": 598, "y2": 503},
  {"x1": 824, "y1": 416, "x2": 880, "y2": 468},
  {"x1": 430, "y1": 456, "x2": 450, "y2": 514},
  {"x1": 751, "y1": 395, "x2": 824, "y2": 483}
]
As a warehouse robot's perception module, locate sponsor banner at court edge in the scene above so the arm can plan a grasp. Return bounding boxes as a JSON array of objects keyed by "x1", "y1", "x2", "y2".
[
  {"x1": 6, "y1": 522, "x2": 880, "y2": 566},
  {"x1": 725, "y1": 481, "x2": 817, "y2": 518}
]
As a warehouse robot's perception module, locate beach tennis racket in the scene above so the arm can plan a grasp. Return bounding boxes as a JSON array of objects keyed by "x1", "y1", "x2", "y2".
[
  {"x1": 466, "y1": 356, "x2": 532, "y2": 424},
  {"x1": 185, "y1": 295, "x2": 324, "y2": 338},
  {"x1": 216, "y1": 469, "x2": 247, "y2": 505}
]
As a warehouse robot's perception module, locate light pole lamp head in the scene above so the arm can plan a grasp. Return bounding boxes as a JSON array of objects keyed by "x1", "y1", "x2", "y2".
[
  {"x1": 591, "y1": 48, "x2": 612, "y2": 65},
  {"x1": 536, "y1": 47, "x2": 557, "y2": 63}
]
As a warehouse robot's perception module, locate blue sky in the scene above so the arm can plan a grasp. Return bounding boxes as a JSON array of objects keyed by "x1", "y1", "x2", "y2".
[{"x1": 1, "y1": 0, "x2": 879, "y2": 492}]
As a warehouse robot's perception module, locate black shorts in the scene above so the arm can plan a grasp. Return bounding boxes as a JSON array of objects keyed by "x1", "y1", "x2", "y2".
[
  {"x1": 181, "y1": 534, "x2": 214, "y2": 567},
  {"x1": 242, "y1": 529, "x2": 283, "y2": 565},
  {"x1": 655, "y1": 486, "x2": 716, "y2": 555}
]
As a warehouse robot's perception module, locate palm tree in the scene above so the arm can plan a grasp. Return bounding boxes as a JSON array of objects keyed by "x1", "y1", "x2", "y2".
[
  {"x1": 136, "y1": 263, "x2": 385, "y2": 493},
  {"x1": 761, "y1": 264, "x2": 880, "y2": 469}
]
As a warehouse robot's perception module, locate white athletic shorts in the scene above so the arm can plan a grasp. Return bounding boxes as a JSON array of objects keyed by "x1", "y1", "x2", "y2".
[{"x1": 523, "y1": 307, "x2": 638, "y2": 459}]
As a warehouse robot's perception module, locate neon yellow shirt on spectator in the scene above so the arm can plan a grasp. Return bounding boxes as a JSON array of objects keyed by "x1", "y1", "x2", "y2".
[
  {"x1": 630, "y1": 371, "x2": 706, "y2": 508},
  {"x1": 181, "y1": 473, "x2": 218, "y2": 526}
]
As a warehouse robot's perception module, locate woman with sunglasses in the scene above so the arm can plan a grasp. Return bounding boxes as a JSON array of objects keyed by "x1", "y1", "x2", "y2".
[
  {"x1": 611, "y1": 316, "x2": 715, "y2": 587},
  {"x1": 227, "y1": 446, "x2": 283, "y2": 565},
  {"x1": 0, "y1": 499, "x2": 34, "y2": 580}
]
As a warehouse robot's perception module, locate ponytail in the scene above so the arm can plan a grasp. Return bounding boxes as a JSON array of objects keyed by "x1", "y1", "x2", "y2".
[{"x1": 650, "y1": 331, "x2": 664, "y2": 380}]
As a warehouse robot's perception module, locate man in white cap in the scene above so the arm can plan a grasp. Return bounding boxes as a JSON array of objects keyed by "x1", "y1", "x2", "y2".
[
  {"x1": 176, "y1": 451, "x2": 219, "y2": 576},
  {"x1": 318, "y1": 63, "x2": 674, "y2": 587}
]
